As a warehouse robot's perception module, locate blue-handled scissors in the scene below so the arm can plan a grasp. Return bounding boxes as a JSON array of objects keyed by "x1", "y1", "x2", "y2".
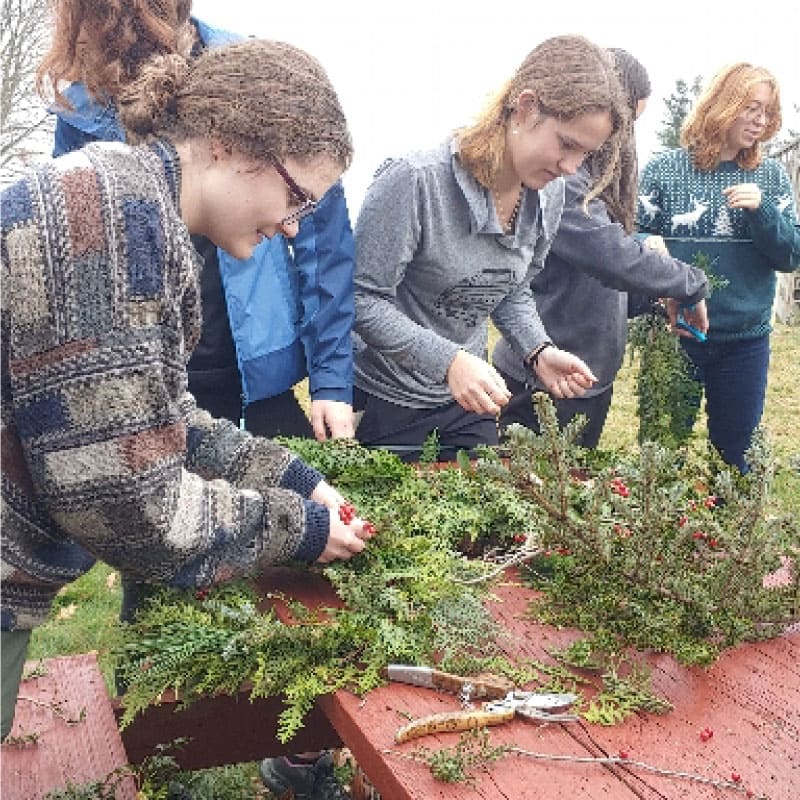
[{"x1": 677, "y1": 305, "x2": 706, "y2": 342}]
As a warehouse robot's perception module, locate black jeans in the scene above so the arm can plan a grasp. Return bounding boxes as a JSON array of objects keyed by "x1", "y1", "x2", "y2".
[
  {"x1": 681, "y1": 334, "x2": 770, "y2": 472},
  {"x1": 354, "y1": 388, "x2": 498, "y2": 462},
  {"x1": 497, "y1": 370, "x2": 613, "y2": 449}
]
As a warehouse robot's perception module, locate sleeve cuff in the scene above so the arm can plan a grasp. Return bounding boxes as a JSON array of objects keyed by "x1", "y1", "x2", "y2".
[
  {"x1": 292, "y1": 500, "x2": 330, "y2": 562},
  {"x1": 310, "y1": 386, "x2": 353, "y2": 404},
  {"x1": 279, "y1": 458, "x2": 325, "y2": 498}
]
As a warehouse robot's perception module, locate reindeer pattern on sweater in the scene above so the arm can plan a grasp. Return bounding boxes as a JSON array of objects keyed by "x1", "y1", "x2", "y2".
[
  {"x1": 636, "y1": 148, "x2": 800, "y2": 340},
  {"x1": 637, "y1": 149, "x2": 796, "y2": 240}
]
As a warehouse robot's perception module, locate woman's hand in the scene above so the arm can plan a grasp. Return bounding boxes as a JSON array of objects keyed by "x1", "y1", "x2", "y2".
[
  {"x1": 723, "y1": 183, "x2": 762, "y2": 210},
  {"x1": 310, "y1": 480, "x2": 346, "y2": 509},
  {"x1": 643, "y1": 234, "x2": 668, "y2": 252},
  {"x1": 316, "y1": 499, "x2": 377, "y2": 563},
  {"x1": 666, "y1": 298, "x2": 709, "y2": 338},
  {"x1": 446, "y1": 350, "x2": 512, "y2": 414},
  {"x1": 310, "y1": 399, "x2": 354, "y2": 442},
  {"x1": 533, "y1": 347, "x2": 597, "y2": 399}
]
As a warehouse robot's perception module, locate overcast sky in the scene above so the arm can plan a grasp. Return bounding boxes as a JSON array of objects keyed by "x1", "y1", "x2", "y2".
[{"x1": 193, "y1": 0, "x2": 799, "y2": 216}]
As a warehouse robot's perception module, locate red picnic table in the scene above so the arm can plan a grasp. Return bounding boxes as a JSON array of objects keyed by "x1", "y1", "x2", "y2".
[
  {"x1": 266, "y1": 566, "x2": 799, "y2": 800},
  {"x1": 6, "y1": 565, "x2": 795, "y2": 800}
]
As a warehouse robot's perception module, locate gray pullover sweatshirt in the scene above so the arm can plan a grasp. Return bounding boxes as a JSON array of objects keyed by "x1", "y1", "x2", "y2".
[
  {"x1": 492, "y1": 166, "x2": 708, "y2": 394},
  {"x1": 353, "y1": 138, "x2": 564, "y2": 408}
]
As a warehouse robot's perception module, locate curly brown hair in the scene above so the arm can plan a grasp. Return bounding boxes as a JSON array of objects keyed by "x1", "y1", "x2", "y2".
[
  {"x1": 681, "y1": 63, "x2": 782, "y2": 171},
  {"x1": 117, "y1": 39, "x2": 353, "y2": 169},
  {"x1": 457, "y1": 35, "x2": 630, "y2": 206},
  {"x1": 36, "y1": 0, "x2": 194, "y2": 108}
]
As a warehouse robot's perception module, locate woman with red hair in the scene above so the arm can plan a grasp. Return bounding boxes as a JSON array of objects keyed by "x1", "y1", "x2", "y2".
[{"x1": 637, "y1": 63, "x2": 799, "y2": 471}]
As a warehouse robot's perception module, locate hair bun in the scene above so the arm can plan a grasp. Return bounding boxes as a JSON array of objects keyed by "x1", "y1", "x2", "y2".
[{"x1": 119, "y1": 53, "x2": 189, "y2": 142}]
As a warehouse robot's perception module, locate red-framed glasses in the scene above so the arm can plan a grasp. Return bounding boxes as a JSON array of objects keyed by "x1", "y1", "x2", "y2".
[{"x1": 269, "y1": 157, "x2": 318, "y2": 226}]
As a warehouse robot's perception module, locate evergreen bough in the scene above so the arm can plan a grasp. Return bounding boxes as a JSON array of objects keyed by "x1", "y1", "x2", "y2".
[{"x1": 115, "y1": 397, "x2": 798, "y2": 741}]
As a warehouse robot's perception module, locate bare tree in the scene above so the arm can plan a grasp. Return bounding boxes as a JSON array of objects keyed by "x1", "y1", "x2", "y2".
[{"x1": 1, "y1": 0, "x2": 53, "y2": 182}]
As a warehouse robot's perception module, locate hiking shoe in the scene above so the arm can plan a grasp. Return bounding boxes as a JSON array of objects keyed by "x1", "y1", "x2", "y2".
[{"x1": 259, "y1": 752, "x2": 349, "y2": 799}]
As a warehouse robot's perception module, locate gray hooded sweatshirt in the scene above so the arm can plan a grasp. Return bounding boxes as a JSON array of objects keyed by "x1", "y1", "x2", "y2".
[
  {"x1": 353, "y1": 138, "x2": 564, "y2": 408},
  {"x1": 492, "y1": 165, "x2": 708, "y2": 394}
]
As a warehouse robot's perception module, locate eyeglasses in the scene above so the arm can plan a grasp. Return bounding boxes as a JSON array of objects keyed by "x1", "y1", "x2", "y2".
[
  {"x1": 269, "y1": 157, "x2": 318, "y2": 226},
  {"x1": 741, "y1": 104, "x2": 773, "y2": 124}
]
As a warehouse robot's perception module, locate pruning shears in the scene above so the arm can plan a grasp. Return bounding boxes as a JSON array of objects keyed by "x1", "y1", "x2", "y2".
[
  {"x1": 385, "y1": 664, "x2": 578, "y2": 743},
  {"x1": 394, "y1": 690, "x2": 580, "y2": 743},
  {"x1": 651, "y1": 300, "x2": 706, "y2": 342},
  {"x1": 676, "y1": 304, "x2": 707, "y2": 342},
  {"x1": 384, "y1": 664, "x2": 515, "y2": 700}
]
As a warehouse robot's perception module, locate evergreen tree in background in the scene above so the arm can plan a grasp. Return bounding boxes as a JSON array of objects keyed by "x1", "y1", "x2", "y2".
[{"x1": 656, "y1": 76, "x2": 703, "y2": 150}]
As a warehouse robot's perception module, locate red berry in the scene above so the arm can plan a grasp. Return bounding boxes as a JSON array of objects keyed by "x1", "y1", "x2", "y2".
[
  {"x1": 338, "y1": 503, "x2": 356, "y2": 523},
  {"x1": 705, "y1": 495, "x2": 717, "y2": 508},
  {"x1": 513, "y1": 533, "x2": 526, "y2": 543},
  {"x1": 699, "y1": 726, "x2": 713, "y2": 742},
  {"x1": 692, "y1": 531, "x2": 706, "y2": 540},
  {"x1": 731, "y1": 773, "x2": 741, "y2": 783},
  {"x1": 678, "y1": 515, "x2": 689, "y2": 527},
  {"x1": 618, "y1": 750, "x2": 630, "y2": 760},
  {"x1": 362, "y1": 522, "x2": 376, "y2": 535},
  {"x1": 708, "y1": 538, "x2": 719, "y2": 548}
]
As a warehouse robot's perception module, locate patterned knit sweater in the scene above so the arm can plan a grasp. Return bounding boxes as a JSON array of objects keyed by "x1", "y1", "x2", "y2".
[
  {"x1": 637, "y1": 148, "x2": 800, "y2": 341},
  {"x1": 1, "y1": 141, "x2": 329, "y2": 631}
]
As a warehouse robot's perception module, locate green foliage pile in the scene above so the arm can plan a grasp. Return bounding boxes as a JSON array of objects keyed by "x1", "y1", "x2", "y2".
[
  {"x1": 116, "y1": 444, "x2": 542, "y2": 742},
  {"x1": 493, "y1": 396, "x2": 798, "y2": 666},
  {"x1": 115, "y1": 398, "x2": 798, "y2": 743},
  {"x1": 627, "y1": 251, "x2": 727, "y2": 449},
  {"x1": 628, "y1": 310, "x2": 700, "y2": 449}
]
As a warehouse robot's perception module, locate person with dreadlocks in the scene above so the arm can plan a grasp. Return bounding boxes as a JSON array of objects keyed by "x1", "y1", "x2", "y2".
[
  {"x1": 34, "y1": 6, "x2": 361, "y2": 797},
  {"x1": 350, "y1": 35, "x2": 629, "y2": 462},
  {"x1": 637, "y1": 63, "x2": 799, "y2": 472},
  {"x1": 1, "y1": 38, "x2": 375, "y2": 746},
  {"x1": 492, "y1": 48, "x2": 709, "y2": 447}
]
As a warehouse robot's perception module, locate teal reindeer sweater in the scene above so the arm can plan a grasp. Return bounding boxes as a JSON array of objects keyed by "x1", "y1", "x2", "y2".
[{"x1": 637, "y1": 148, "x2": 799, "y2": 341}]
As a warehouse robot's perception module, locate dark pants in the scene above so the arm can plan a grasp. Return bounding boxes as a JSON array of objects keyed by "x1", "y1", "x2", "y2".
[
  {"x1": 681, "y1": 334, "x2": 770, "y2": 472},
  {"x1": 1, "y1": 629, "x2": 32, "y2": 739},
  {"x1": 244, "y1": 390, "x2": 313, "y2": 438},
  {"x1": 354, "y1": 388, "x2": 498, "y2": 462},
  {"x1": 189, "y1": 371, "x2": 313, "y2": 439},
  {"x1": 188, "y1": 367, "x2": 244, "y2": 426},
  {"x1": 497, "y1": 371, "x2": 613, "y2": 449}
]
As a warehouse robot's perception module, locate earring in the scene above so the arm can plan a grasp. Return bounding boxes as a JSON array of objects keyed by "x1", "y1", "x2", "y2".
[{"x1": 511, "y1": 128, "x2": 519, "y2": 135}]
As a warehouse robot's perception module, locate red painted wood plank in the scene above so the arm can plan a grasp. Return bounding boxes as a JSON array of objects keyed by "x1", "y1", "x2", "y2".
[
  {"x1": 116, "y1": 689, "x2": 341, "y2": 769},
  {"x1": 1, "y1": 653, "x2": 136, "y2": 800},
  {"x1": 259, "y1": 568, "x2": 799, "y2": 800}
]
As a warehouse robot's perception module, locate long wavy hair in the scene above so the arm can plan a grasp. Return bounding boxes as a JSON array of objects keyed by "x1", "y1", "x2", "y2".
[
  {"x1": 457, "y1": 35, "x2": 630, "y2": 206},
  {"x1": 117, "y1": 39, "x2": 353, "y2": 169},
  {"x1": 681, "y1": 63, "x2": 782, "y2": 171},
  {"x1": 36, "y1": 0, "x2": 194, "y2": 108}
]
